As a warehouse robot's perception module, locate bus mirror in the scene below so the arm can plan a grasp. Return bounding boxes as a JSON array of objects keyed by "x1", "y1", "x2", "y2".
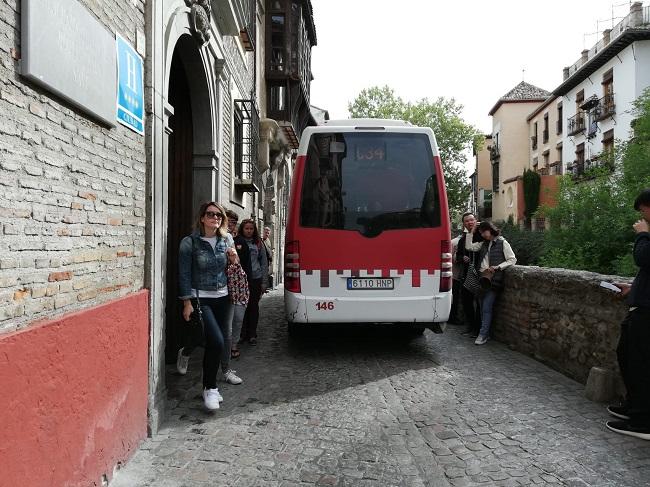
[{"x1": 330, "y1": 142, "x2": 345, "y2": 153}]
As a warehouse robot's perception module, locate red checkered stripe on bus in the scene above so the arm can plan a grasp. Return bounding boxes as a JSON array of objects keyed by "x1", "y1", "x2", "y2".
[{"x1": 303, "y1": 269, "x2": 437, "y2": 288}]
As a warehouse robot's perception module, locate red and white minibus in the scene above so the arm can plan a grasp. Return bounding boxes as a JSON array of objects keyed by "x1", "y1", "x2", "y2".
[{"x1": 284, "y1": 119, "x2": 452, "y2": 333}]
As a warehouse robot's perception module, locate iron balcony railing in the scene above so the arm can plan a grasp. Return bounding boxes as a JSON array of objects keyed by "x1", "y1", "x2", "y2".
[
  {"x1": 566, "y1": 5, "x2": 650, "y2": 78},
  {"x1": 233, "y1": 99, "x2": 261, "y2": 193},
  {"x1": 489, "y1": 144, "x2": 500, "y2": 161},
  {"x1": 567, "y1": 113, "x2": 586, "y2": 136},
  {"x1": 239, "y1": 0, "x2": 256, "y2": 51},
  {"x1": 595, "y1": 93, "x2": 616, "y2": 120}
]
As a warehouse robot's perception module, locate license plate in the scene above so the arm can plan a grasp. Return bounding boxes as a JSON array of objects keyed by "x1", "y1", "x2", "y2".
[{"x1": 347, "y1": 278, "x2": 394, "y2": 290}]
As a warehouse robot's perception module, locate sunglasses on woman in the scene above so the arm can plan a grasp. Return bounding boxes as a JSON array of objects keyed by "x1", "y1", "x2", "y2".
[{"x1": 204, "y1": 211, "x2": 223, "y2": 219}]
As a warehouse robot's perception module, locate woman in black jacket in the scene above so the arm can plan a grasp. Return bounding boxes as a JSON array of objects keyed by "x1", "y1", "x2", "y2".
[{"x1": 234, "y1": 219, "x2": 268, "y2": 345}]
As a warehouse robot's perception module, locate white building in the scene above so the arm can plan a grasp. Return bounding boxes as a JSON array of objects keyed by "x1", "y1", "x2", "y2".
[{"x1": 555, "y1": 2, "x2": 650, "y2": 175}]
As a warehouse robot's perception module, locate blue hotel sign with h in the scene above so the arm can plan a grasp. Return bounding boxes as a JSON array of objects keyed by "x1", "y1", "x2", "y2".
[{"x1": 116, "y1": 34, "x2": 144, "y2": 135}]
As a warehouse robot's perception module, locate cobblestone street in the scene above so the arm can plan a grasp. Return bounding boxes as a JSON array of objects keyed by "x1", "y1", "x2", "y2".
[{"x1": 111, "y1": 290, "x2": 650, "y2": 487}]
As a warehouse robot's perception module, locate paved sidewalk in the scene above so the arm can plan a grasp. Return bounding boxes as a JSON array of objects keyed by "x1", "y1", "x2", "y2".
[{"x1": 111, "y1": 291, "x2": 650, "y2": 486}]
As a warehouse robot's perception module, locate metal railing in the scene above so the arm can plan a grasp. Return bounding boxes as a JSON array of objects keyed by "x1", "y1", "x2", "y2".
[
  {"x1": 489, "y1": 144, "x2": 500, "y2": 160},
  {"x1": 566, "y1": 4, "x2": 650, "y2": 78},
  {"x1": 233, "y1": 99, "x2": 261, "y2": 193},
  {"x1": 595, "y1": 93, "x2": 616, "y2": 120},
  {"x1": 567, "y1": 113, "x2": 586, "y2": 136}
]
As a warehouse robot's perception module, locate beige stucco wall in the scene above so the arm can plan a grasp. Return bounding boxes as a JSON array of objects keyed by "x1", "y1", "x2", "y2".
[
  {"x1": 477, "y1": 137, "x2": 492, "y2": 191},
  {"x1": 491, "y1": 101, "x2": 543, "y2": 223},
  {"x1": 528, "y1": 97, "x2": 562, "y2": 174}
]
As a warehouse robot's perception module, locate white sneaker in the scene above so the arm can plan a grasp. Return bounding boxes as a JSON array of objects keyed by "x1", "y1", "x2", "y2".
[
  {"x1": 176, "y1": 348, "x2": 190, "y2": 375},
  {"x1": 203, "y1": 388, "x2": 221, "y2": 410},
  {"x1": 224, "y1": 369, "x2": 243, "y2": 385},
  {"x1": 474, "y1": 335, "x2": 489, "y2": 345}
]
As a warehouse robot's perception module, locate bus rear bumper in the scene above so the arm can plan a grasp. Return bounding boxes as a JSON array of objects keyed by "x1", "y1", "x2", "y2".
[{"x1": 284, "y1": 291, "x2": 451, "y2": 324}]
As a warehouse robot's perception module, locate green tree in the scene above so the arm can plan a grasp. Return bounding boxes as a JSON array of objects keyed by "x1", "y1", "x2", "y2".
[
  {"x1": 539, "y1": 89, "x2": 650, "y2": 276},
  {"x1": 348, "y1": 86, "x2": 482, "y2": 218}
]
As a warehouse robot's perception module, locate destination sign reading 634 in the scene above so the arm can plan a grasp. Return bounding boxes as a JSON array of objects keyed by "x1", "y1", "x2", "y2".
[{"x1": 355, "y1": 144, "x2": 385, "y2": 161}]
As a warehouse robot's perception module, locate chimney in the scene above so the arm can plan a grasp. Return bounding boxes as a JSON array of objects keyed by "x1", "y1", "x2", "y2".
[
  {"x1": 562, "y1": 67, "x2": 570, "y2": 80},
  {"x1": 630, "y1": 2, "x2": 643, "y2": 27},
  {"x1": 581, "y1": 49, "x2": 589, "y2": 65},
  {"x1": 602, "y1": 28, "x2": 611, "y2": 45}
]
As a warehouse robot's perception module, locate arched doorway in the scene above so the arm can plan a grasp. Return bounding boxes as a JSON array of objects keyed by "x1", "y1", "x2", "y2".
[{"x1": 164, "y1": 35, "x2": 215, "y2": 364}]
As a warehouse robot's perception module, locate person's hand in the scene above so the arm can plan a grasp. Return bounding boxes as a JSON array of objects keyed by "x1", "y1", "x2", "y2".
[
  {"x1": 488, "y1": 266, "x2": 498, "y2": 273},
  {"x1": 613, "y1": 282, "x2": 632, "y2": 298},
  {"x1": 463, "y1": 256, "x2": 470, "y2": 263},
  {"x1": 470, "y1": 222, "x2": 479, "y2": 233},
  {"x1": 227, "y1": 247, "x2": 239, "y2": 264},
  {"x1": 182, "y1": 300, "x2": 194, "y2": 321},
  {"x1": 633, "y1": 219, "x2": 649, "y2": 234}
]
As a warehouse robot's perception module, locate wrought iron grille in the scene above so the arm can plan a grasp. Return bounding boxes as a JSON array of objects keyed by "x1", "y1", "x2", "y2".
[
  {"x1": 233, "y1": 99, "x2": 261, "y2": 193},
  {"x1": 567, "y1": 113, "x2": 585, "y2": 136}
]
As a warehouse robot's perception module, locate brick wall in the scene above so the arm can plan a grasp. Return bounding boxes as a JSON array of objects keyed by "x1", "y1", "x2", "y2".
[
  {"x1": 0, "y1": 0, "x2": 146, "y2": 333},
  {"x1": 492, "y1": 266, "x2": 633, "y2": 384}
]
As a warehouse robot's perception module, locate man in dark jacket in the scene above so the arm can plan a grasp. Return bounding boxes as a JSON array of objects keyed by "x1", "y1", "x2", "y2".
[
  {"x1": 455, "y1": 212, "x2": 483, "y2": 336},
  {"x1": 607, "y1": 188, "x2": 650, "y2": 440}
]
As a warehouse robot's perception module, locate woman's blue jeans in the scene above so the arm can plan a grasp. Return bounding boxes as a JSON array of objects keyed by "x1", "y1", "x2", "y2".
[
  {"x1": 199, "y1": 296, "x2": 231, "y2": 389},
  {"x1": 480, "y1": 289, "x2": 499, "y2": 338}
]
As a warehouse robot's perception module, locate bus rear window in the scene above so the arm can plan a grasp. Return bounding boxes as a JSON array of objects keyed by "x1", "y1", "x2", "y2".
[{"x1": 299, "y1": 132, "x2": 441, "y2": 237}]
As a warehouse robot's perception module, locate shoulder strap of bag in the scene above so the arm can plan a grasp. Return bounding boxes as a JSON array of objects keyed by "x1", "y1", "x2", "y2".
[{"x1": 191, "y1": 236, "x2": 202, "y2": 312}]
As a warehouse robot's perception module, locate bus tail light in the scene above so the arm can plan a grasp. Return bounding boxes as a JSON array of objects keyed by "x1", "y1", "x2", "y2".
[
  {"x1": 284, "y1": 240, "x2": 301, "y2": 293},
  {"x1": 439, "y1": 239, "x2": 452, "y2": 292}
]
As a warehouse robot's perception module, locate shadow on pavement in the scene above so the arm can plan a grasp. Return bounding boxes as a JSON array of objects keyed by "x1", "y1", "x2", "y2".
[{"x1": 165, "y1": 291, "x2": 445, "y2": 422}]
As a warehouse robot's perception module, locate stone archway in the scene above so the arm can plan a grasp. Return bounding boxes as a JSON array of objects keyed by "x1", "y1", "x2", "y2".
[{"x1": 147, "y1": 2, "x2": 222, "y2": 432}]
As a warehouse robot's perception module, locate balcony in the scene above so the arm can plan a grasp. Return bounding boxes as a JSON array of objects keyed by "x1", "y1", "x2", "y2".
[
  {"x1": 595, "y1": 94, "x2": 616, "y2": 121},
  {"x1": 489, "y1": 144, "x2": 500, "y2": 161},
  {"x1": 233, "y1": 99, "x2": 261, "y2": 193},
  {"x1": 238, "y1": 0, "x2": 256, "y2": 51},
  {"x1": 567, "y1": 113, "x2": 585, "y2": 136},
  {"x1": 531, "y1": 135, "x2": 538, "y2": 150}
]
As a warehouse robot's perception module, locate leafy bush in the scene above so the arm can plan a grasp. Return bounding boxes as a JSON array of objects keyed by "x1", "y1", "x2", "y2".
[
  {"x1": 499, "y1": 220, "x2": 545, "y2": 266},
  {"x1": 538, "y1": 89, "x2": 650, "y2": 277}
]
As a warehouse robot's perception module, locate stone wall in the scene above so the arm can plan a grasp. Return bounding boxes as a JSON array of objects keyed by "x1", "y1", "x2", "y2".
[
  {"x1": 0, "y1": 0, "x2": 146, "y2": 333},
  {"x1": 493, "y1": 266, "x2": 633, "y2": 385}
]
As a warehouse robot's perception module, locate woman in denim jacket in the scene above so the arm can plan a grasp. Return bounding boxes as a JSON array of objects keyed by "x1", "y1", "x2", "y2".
[{"x1": 178, "y1": 201, "x2": 237, "y2": 411}]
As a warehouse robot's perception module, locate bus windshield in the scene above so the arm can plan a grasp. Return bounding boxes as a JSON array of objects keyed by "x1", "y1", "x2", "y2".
[{"x1": 299, "y1": 132, "x2": 441, "y2": 237}]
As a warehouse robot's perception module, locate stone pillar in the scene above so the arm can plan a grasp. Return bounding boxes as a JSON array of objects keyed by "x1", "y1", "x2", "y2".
[
  {"x1": 144, "y1": 0, "x2": 168, "y2": 436},
  {"x1": 630, "y1": 2, "x2": 643, "y2": 28},
  {"x1": 563, "y1": 67, "x2": 570, "y2": 81},
  {"x1": 602, "y1": 28, "x2": 611, "y2": 45}
]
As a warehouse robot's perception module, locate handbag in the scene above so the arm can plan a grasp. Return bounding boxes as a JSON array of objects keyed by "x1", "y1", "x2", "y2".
[
  {"x1": 187, "y1": 237, "x2": 205, "y2": 334},
  {"x1": 462, "y1": 262, "x2": 481, "y2": 296},
  {"x1": 227, "y1": 262, "x2": 250, "y2": 305}
]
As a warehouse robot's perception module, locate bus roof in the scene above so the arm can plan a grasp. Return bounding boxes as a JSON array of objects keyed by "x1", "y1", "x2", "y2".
[{"x1": 323, "y1": 119, "x2": 412, "y2": 127}]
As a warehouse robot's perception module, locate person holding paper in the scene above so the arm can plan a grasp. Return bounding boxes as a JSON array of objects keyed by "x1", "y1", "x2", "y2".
[{"x1": 606, "y1": 189, "x2": 650, "y2": 440}]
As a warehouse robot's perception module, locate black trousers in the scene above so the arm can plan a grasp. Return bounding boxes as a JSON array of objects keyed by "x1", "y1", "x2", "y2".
[
  {"x1": 460, "y1": 286, "x2": 481, "y2": 333},
  {"x1": 617, "y1": 307, "x2": 650, "y2": 426},
  {"x1": 241, "y1": 278, "x2": 263, "y2": 340},
  {"x1": 448, "y1": 279, "x2": 461, "y2": 323}
]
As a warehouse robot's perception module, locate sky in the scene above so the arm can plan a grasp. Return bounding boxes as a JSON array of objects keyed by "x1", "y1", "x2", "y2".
[{"x1": 309, "y1": 0, "x2": 638, "y2": 135}]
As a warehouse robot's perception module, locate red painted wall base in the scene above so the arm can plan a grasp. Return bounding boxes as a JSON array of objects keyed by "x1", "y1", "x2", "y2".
[{"x1": 0, "y1": 290, "x2": 149, "y2": 487}]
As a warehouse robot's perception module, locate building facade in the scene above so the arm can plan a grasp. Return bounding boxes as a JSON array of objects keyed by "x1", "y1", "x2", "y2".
[
  {"x1": 0, "y1": 0, "x2": 318, "y2": 484},
  {"x1": 1, "y1": 1, "x2": 149, "y2": 485},
  {"x1": 470, "y1": 134, "x2": 493, "y2": 219},
  {"x1": 556, "y1": 2, "x2": 650, "y2": 177},
  {"x1": 488, "y1": 82, "x2": 550, "y2": 224}
]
